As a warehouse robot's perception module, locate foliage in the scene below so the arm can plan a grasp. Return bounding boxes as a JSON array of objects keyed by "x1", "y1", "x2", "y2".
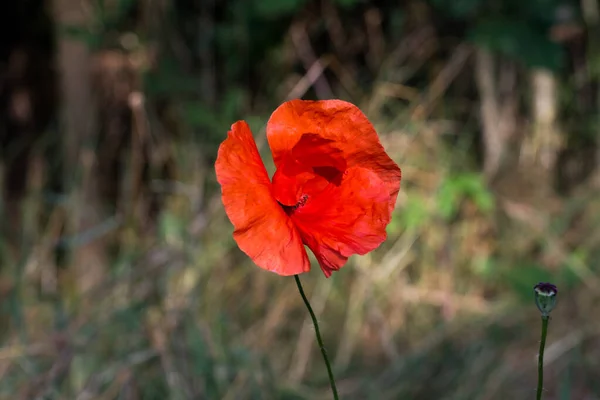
[{"x1": 2, "y1": 0, "x2": 600, "y2": 398}]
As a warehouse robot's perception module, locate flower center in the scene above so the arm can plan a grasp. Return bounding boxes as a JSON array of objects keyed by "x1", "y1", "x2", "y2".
[
  {"x1": 280, "y1": 194, "x2": 308, "y2": 214},
  {"x1": 292, "y1": 194, "x2": 309, "y2": 210}
]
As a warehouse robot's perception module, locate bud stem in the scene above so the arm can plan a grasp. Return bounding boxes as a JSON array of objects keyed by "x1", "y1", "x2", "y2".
[{"x1": 536, "y1": 315, "x2": 549, "y2": 400}]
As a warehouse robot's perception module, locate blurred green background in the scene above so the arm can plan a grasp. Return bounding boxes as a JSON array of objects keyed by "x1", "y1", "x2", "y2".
[{"x1": 1, "y1": 0, "x2": 599, "y2": 399}]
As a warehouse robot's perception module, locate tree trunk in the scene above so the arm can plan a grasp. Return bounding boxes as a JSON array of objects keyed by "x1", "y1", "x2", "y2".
[
  {"x1": 475, "y1": 48, "x2": 517, "y2": 180},
  {"x1": 581, "y1": 0, "x2": 600, "y2": 185},
  {"x1": 52, "y1": 0, "x2": 106, "y2": 294},
  {"x1": 525, "y1": 68, "x2": 561, "y2": 173}
]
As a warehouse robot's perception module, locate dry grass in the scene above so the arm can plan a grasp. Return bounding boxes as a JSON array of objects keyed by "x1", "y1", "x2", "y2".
[
  {"x1": 2, "y1": 6, "x2": 600, "y2": 398},
  {"x1": 1, "y1": 98, "x2": 599, "y2": 399}
]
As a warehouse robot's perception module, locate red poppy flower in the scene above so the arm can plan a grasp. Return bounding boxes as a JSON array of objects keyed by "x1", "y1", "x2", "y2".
[{"x1": 215, "y1": 99, "x2": 401, "y2": 277}]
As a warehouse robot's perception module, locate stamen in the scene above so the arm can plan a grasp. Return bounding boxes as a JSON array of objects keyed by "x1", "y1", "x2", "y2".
[{"x1": 292, "y1": 194, "x2": 309, "y2": 210}]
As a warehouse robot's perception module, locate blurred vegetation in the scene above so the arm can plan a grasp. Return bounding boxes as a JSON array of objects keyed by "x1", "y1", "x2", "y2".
[{"x1": 1, "y1": 0, "x2": 600, "y2": 399}]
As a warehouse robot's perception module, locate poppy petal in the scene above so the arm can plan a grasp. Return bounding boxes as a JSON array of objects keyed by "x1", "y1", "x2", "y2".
[
  {"x1": 271, "y1": 134, "x2": 345, "y2": 207},
  {"x1": 290, "y1": 166, "x2": 392, "y2": 277},
  {"x1": 267, "y1": 99, "x2": 401, "y2": 215},
  {"x1": 215, "y1": 121, "x2": 310, "y2": 275}
]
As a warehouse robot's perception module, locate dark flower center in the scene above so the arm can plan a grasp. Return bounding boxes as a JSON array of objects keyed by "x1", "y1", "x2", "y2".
[
  {"x1": 292, "y1": 194, "x2": 309, "y2": 210},
  {"x1": 272, "y1": 134, "x2": 346, "y2": 214},
  {"x1": 280, "y1": 194, "x2": 309, "y2": 214}
]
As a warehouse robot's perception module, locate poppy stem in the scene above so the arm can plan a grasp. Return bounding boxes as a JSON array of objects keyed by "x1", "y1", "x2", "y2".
[
  {"x1": 294, "y1": 274, "x2": 339, "y2": 400},
  {"x1": 536, "y1": 315, "x2": 549, "y2": 400}
]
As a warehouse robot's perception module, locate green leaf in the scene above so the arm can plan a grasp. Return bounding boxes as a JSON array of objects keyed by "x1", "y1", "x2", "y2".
[
  {"x1": 457, "y1": 173, "x2": 494, "y2": 213},
  {"x1": 436, "y1": 173, "x2": 494, "y2": 220},
  {"x1": 503, "y1": 263, "x2": 553, "y2": 302},
  {"x1": 182, "y1": 101, "x2": 223, "y2": 131},
  {"x1": 437, "y1": 178, "x2": 461, "y2": 219},
  {"x1": 506, "y1": 0, "x2": 564, "y2": 25},
  {"x1": 143, "y1": 58, "x2": 202, "y2": 96},
  {"x1": 469, "y1": 18, "x2": 564, "y2": 71},
  {"x1": 252, "y1": 0, "x2": 307, "y2": 18},
  {"x1": 560, "y1": 250, "x2": 588, "y2": 289},
  {"x1": 399, "y1": 195, "x2": 430, "y2": 231},
  {"x1": 429, "y1": 0, "x2": 484, "y2": 18},
  {"x1": 388, "y1": 10, "x2": 406, "y2": 40},
  {"x1": 158, "y1": 211, "x2": 186, "y2": 246},
  {"x1": 221, "y1": 89, "x2": 246, "y2": 122},
  {"x1": 473, "y1": 255, "x2": 496, "y2": 279},
  {"x1": 96, "y1": 0, "x2": 138, "y2": 30},
  {"x1": 57, "y1": 24, "x2": 101, "y2": 48},
  {"x1": 335, "y1": 0, "x2": 363, "y2": 9}
]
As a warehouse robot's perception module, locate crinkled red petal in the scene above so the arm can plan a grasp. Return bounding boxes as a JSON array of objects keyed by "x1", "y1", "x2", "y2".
[
  {"x1": 267, "y1": 99, "x2": 401, "y2": 215},
  {"x1": 215, "y1": 121, "x2": 310, "y2": 275},
  {"x1": 267, "y1": 100, "x2": 401, "y2": 276},
  {"x1": 290, "y1": 166, "x2": 391, "y2": 277}
]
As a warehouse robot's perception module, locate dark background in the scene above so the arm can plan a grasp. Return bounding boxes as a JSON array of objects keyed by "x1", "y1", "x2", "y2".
[{"x1": 0, "y1": 0, "x2": 598, "y2": 399}]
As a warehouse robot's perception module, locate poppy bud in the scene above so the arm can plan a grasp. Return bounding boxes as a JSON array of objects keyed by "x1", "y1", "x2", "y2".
[{"x1": 534, "y1": 282, "x2": 558, "y2": 317}]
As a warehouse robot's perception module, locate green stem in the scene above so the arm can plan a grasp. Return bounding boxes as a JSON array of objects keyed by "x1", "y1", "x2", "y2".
[
  {"x1": 536, "y1": 315, "x2": 549, "y2": 400},
  {"x1": 294, "y1": 275, "x2": 339, "y2": 400}
]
